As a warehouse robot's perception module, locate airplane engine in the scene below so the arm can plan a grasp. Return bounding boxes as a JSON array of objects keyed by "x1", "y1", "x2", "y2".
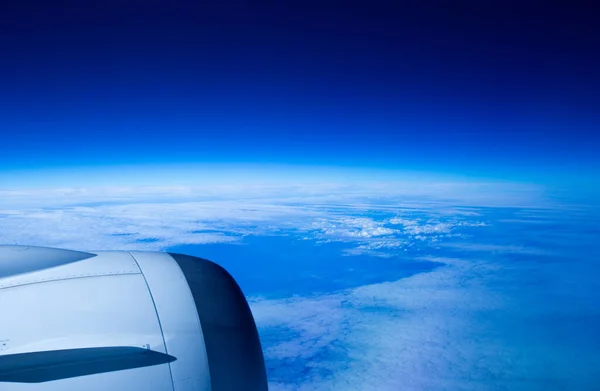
[{"x1": 0, "y1": 246, "x2": 268, "y2": 391}]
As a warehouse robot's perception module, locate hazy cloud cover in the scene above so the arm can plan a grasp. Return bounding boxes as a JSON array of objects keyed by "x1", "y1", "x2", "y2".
[
  {"x1": 253, "y1": 249, "x2": 600, "y2": 390},
  {"x1": 0, "y1": 180, "x2": 549, "y2": 252},
  {"x1": 1, "y1": 180, "x2": 599, "y2": 390}
]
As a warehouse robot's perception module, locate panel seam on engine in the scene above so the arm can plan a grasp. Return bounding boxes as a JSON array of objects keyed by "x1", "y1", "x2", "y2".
[
  {"x1": 127, "y1": 252, "x2": 176, "y2": 391},
  {"x1": 0, "y1": 272, "x2": 140, "y2": 290}
]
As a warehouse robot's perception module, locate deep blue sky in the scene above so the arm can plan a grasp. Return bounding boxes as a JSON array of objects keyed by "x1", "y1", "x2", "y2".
[{"x1": 1, "y1": 1, "x2": 598, "y2": 185}]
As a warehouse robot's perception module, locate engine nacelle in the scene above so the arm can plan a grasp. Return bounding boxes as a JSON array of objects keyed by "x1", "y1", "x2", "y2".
[{"x1": 0, "y1": 246, "x2": 268, "y2": 391}]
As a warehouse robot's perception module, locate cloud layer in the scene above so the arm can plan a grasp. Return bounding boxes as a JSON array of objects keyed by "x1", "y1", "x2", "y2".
[
  {"x1": 253, "y1": 250, "x2": 600, "y2": 390},
  {"x1": 1, "y1": 181, "x2": 598, "y2": 390},
  {"x1": 0, "y1": 182, "x2": 509, "y2": 252}
]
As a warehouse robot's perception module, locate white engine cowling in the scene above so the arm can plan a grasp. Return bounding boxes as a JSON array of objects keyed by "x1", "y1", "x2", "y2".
[{"x1": 0, "y1": 246, "x2": 268, "y2": 391}]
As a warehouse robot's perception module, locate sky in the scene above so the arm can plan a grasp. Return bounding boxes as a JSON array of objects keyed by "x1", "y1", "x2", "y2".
[{"x1": 0, "y1": 1, "x2": 598, "y2": 189}]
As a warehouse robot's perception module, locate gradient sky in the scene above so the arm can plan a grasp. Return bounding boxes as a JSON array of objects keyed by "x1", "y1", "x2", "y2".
[{"x1": 1, "y1": 1, "x2": 598, "y2": 186}]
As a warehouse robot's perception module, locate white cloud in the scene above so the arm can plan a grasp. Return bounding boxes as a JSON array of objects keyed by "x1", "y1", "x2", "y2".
[
  {"x1": 250, "y1": 257, "x2": 500, "y2": 390},
  {"x1": 0, "y1": 176, "x2": 553, "y2": 207},
  {"x1": 389, "y1": 217, "x2": 486, "y2": 234},
  {"x1": 311, "y1": 217, "x2": 398, "y2": 239},
  {"x1": 342, "y1": 239, "x2": 410, "y2": 257},
  {"x1": 0, "y1": 183, "x2": 499, "y2": 252},
  {"x1": 437, "y1": 242, "x2": 550, "y2": 256},
  {"x1": 0, "y1": 200, "x2": 322, "y2": 250},
  {"x1": 251, "y1": 253, "x2": 600, "y2": 390}
]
